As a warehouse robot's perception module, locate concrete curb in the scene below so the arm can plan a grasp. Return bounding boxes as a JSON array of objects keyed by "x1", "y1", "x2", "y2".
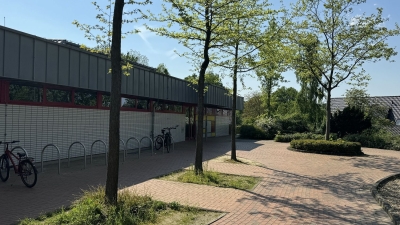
[{"x1": 371, "y1": 173, "x2": 400, "y2": 225}]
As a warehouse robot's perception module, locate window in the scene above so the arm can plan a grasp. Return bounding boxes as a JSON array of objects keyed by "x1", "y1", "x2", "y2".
[
  {"x1": 75, "y1": 90, "x2": 97, "y2": 106},
  {"x1": 174, "y1": 105, "x2": 183, "y2": 113},
  {"x1": 102, "y1": 94, "x2": 111, "y2": 107},
  {"x1": 137, "y1": 99, "x2": 149, "y2": 110},
  {"x1": 46, "y1": 89, "x2": 71, "y2": 103},
  {"x1": 9, "y1": 82, "x2": 43, "y2": 102},
  {"x1": 121, "y1": 97, "x2": 136, "y2": 108}
]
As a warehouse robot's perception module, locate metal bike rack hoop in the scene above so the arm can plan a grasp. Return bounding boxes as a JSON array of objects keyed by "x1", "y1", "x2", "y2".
[
  {"x1": 119, "y1": 138, "x2": 126, "y2": 162},
  {"x1": 11, "y1": 146, "x2": 28, "y2": 157},
  {"x1": 125, "y1": 137, "x2": 140, "y2": 158},
  {"x1": 90, "y1": 140, "x2": 108, "y2": 165},
  {"x1": 170, "y1": 136, "x2": 175, "y2": 153},
  {"x1": 140, "y1": 136, "x2": 154, "y2": 156},
  {"x1": 41, "y1": 144, "x2": 61, "y2": 175},
  {"x1": 68, "y1": 142, "x2": 87, "y2": 169}
]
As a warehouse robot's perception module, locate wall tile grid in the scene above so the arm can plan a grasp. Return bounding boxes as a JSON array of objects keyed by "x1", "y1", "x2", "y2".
[
  {"x1": 0, "y1": 104, "x2": 185, "y2": 162},
  {"x1": 216, "y1": 116, "x2": 231, "y2": 137}
]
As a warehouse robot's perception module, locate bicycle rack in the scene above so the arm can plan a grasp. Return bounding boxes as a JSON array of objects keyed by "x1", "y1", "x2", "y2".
[
  {"x1": 125, "y1": 137, "x2": 140, "y2": 158},
  {"x1": 11, "y1": 146, "x2": 28, "y2": 157},
  {"x1": 90, "y1": 140, "x2": 107, "y2": 165},
  {"x1": 140, "y1": 136, "x2": 154, "y2": 156},
  {"x1": 68, "y1": 142, "x2": 87, "y2": 169},
  {"x1": 171, "y1": 136, "x2": 175, "y2": 152},
  {"x1": 120, "y1": 138, "x2": 126, "y2": 162},
  {"x1": 41, "y1": 144, "x2": 61, "y2": 175}
]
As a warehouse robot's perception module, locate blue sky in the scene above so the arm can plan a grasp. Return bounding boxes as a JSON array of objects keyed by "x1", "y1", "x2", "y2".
[{"x1": 1, "y1": 0, "x2": 399, "y2": 99}]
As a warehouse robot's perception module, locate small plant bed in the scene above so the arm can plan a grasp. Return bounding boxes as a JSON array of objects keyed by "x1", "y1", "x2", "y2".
[
  {"x1": 19, "y1": 187, "x2": 223, "y2": 225},
  {"x1": 160, "y1": 169, "x2": 261, "y2": 190},
  {"x1": 290, "y1": 139, "x2": 364, "y2": 156},
  {"x1": 213, "y1": 155, "x2": 264, "y2": 167}
]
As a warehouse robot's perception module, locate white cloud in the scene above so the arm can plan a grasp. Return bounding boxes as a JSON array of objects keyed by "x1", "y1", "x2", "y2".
[
  {"x1": 374, "y1": 3, "x2": 378, "y2": 6},
  {"x1": 166, "y1": 48, "x2": 179, "y2": 60},
  {"x1": 135, "y1": 25, "x2": 157, "y2": 53},
  {"x1": 350, "y1": 15, "x2": 361, "y2": 26},
  {"x1": 388, "y1": 14, "x2": 391, "y2": 18}
]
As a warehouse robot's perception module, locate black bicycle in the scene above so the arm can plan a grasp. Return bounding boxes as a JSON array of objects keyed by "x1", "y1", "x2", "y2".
[
  {"x1": 0, "y1": 141, "x2": 38, "y2": 188},
  {"x1": 154, "y1": 125, "x2": 178, "y2": 153}
]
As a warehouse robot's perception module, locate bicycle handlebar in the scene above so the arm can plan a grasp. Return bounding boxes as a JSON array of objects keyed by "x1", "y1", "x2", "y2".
[
  {"x1": 162, "y1": 125, "x2": 179, "y2": 130},
  {"x1": 0, "y1": 140, "x2": 20, "y2": 145}
]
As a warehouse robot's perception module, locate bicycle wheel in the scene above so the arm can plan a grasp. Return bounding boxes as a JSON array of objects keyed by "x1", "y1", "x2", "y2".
[
  {"x1": 0, "y1": 155, "x2": 10, "y2": 182},
  {"x1": 19, "y1": 159, "x2": 37, "y2": 188},
  {"x1": 154, "y1": 136, "x2": 163, "y2": 150}
]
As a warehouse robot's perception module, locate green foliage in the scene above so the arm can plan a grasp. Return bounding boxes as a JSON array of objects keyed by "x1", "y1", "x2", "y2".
[
  {"x1": 343, "y1": 128, "x2": 400, "y2": 151},
  {"x1": 19, "y1": 187, "x2": 171, "y2": 225},
  {"x1": 292, "y1": 0, "x2": 400, "y2": 139},
  {"x1": 290, "y1": 139, "x2": 363, "y2": 156},
  {"x1": 275, "y1": 133, "x2": 324, "y2": 143},
  {"x1": 238, "y1": 125, "x2": 271, "y2": 140},
  {"x1": 184, "y1": 72, "x2": 225, "y2": 90},
  {"x1": 330, "y1": 106, "x2": 372, "y2": 138},
  {"x1": 275, "y1": 113, "x2": 310, "y2": 134},
  {"x1": 155, "y1": 63, "x2": 170, "y2": 76},
  {"x1": 175, "y1": 169, "x2": 260, "y2": 190}
]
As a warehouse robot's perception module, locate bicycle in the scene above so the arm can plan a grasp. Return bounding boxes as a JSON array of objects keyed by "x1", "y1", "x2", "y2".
[
  {"x1": 0, "y1": 140, "x2": 38, "y2": 188},
  {"x1": 154, "y1": 125, "x2": 179, "y2": 153}
]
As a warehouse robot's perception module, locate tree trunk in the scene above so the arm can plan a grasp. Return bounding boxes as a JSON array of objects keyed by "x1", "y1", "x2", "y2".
[
  {"x1": 195, "y1": 2, "x2": 212, "y2": 175},
  {"x1": 231, "y1": 38, "x2": 239, "y2": 161},
  {"x1": 266, "y1": 77, "x2": 272, "y2": 117},
  {"x1": 105, "y1": 0, "x2": 124, "y2": 205},
  {"x1": 325, "y1": 89, "x2": 331, "y2": 140}
]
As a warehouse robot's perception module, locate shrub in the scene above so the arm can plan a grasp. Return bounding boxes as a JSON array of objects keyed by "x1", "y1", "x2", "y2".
[
  {"x1": 276, "y1": 113, "x2": 310, "y2": 134},
  {"x1": 274, "y1": 133, "x2": 324, "y2": 142},
  {"x1": 239, "y1": 125, "x2": 272, "y2": 140},
  {"x1": 290, "y1": 139, "x2": 363, "y2": 156},
  {"x1": 330, "y1": 106, "x2": 372, "y2": 137},
  {"x1": 343, "y1": 128, "x2": 400, "y2": 150}
]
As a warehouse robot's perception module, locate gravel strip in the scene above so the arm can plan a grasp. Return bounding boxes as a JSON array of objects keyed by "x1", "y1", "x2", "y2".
[{"x1": 378, "y1": 177, "x2": 400, "y2": 224}]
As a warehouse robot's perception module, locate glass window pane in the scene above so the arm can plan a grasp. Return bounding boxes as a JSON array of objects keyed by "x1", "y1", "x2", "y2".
[
  {"x1": 121, "y1": 97, "x2": 136, "y2": 108},
  {"x1": 137, "y1": 99, "x2": 148, "y2": 110},
  {"x1": 9, "y1": 83, "x2": 43, "y2": 102},
  {"x1": 175, "y1": 105, "x2": 182, "y2": 113},
  {"x1": 102, "y1": 94, "x2": 111, "y2": 107},
  {"x1": 46, "y1": 89, "x2": 71, "y2": 103},
  {"x1": 75, "y1": 90, "x2": 97, "y2": 106}
]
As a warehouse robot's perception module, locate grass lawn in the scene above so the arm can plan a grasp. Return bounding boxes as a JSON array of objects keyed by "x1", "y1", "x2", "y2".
[
  {"x1": 160, "y1": 168, "x2": 261, "y2": 191},
  {"x1": 19, "y1": 187, "x2": 223, "y2": 225}
]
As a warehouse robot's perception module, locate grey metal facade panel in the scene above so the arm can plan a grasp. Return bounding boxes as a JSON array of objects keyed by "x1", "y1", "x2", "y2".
[
  {"x1": 105, "y1": 61, "x2": 111, "y2": 92},
  {"x1": 0, "y1": 29, "x2": 4, "y2": 77},
  {"x1": 19, "y1": 36, "x2": 34, "y2": 80},
  {"x1": 46, "y1": 44, "x2": 58, "y2": 84},
  {"x1": 69, "y1": 50, "x2": 80, "y2": 88},
  {"x1": 126, "y1": 68, "x2": 133, "y2": 95},
  {"x1": 79, "y1": 53, "x2": 89, "y2": 88},
  {"x1": 4, "y1": 31, "x2": 19, "y2": 79},
  {"x1": 177, "y1": 80, "x2": 184, "y2": 102},
  {"x1": 97, "y1": 58, "x2": 106, "y2": 91},
  {"x1": 89, "y1": 56, "x2": 98, "y2": 90},
  {"x1": 139, "y1": 69, "x2": 145, "y2": 97},
  {"x1": 171, "y1": 79, "x2": 176, "y2": 100},
  {"x1": 149, "y1": 72, "x2": 155, "y2": 98},
  {"x1": 144, "y1": 70, "x2": 150, "y2": 97},
  {"x1": 33, "y1": 40, "x2": 46, "y2": 83},
  {"x1": 154, "y1": 72, "x2": 159, "y2": 99},
  {"x1": 163, "y1": 76, "x2": 168, "y2": 100},
  {"x1": 121, "y1": 70, "x2": 127, "y2": 94},
  {"x1": 133, "y1": 67, "x2": 139, "y2": 95},
  {"x1": 58, "y1": 47, "x2": 69, "y2": 86}
]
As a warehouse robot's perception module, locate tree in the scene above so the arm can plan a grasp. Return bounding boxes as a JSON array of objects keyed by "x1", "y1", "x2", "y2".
[
  {"x1": 184, "y1": 71, "x2": 224, "y2": 88},
  {"x1": 147, "y1": 0, "x2": 242, "y2": 174},
  {"x1": 242, "y1": 92, "x2": 266, "y2": 124},
  {"x1": 156, "y1": 63, "x2": 170, "y2": 75},
  {"x1": 293, "y1": 0, "x2": 400, "y2": 140},
  {"x1": 123, "y1": 50, "x2": 149, "y2": 66},
  {"x1": 105, "y1": 0, "x2": 124, "y2": 205},
  {"x1": 74, "y1": 0, "x2": 151, "y2": 205}
]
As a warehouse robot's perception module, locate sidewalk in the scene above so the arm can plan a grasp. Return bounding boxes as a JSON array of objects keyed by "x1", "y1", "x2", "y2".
[{"x1": 1, "y1": 137, "x2": 398, "y2": 224}]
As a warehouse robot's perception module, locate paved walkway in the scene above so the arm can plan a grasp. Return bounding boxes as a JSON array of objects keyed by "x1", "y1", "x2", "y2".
[{"x1": 1, "y1": 137, "x2": 399, "y2": 224}]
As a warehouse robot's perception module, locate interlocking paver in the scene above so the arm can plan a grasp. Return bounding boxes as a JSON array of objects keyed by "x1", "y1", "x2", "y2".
[{"x1": 1, "y1": 137, "x2": 399, "y2": 224}]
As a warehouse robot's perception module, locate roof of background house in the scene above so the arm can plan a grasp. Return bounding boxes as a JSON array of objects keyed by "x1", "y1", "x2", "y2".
[{"x1": 331, "y1": 96, "x2": 400, "y2": 122}]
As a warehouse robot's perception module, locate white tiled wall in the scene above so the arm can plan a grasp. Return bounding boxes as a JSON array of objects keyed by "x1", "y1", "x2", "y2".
[
  {"x1": 216, "y1": 116, "x2": 231, "y2": 137},
  {"x1": 0, "y1": 104, "x2": 185, "y2": 162}
]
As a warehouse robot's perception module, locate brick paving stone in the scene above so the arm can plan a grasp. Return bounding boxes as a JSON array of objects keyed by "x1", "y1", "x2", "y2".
[{"x1": 1, "y1": 137, "x2": 398, "y2": 224}]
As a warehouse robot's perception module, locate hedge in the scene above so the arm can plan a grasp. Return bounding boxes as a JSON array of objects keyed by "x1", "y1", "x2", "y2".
[
  {"x1": 238, "y1": 125, "x2": 274, "y2": 140},
  {"x1": 290, "y1": 139, "x2": 363, "y2": 156},
  {"x1": 274, "y1": 133, "x2": 324, "y2": 142}
]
